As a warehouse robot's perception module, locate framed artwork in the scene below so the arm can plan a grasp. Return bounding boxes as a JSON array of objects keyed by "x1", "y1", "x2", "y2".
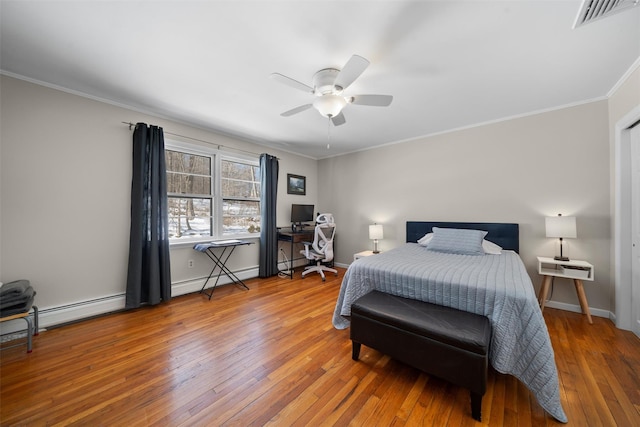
[{"x1": 287, "y1": 174, "x2": 306, "y2": 195}]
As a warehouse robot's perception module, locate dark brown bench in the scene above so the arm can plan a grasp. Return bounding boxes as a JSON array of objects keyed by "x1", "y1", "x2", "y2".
[{"x1": 350, "y1": 291, "x2": 492, "y2": 421}]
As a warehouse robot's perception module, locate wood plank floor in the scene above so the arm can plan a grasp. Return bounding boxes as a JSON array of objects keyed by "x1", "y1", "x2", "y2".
[{"x1": 1, "y1": 268, "x2": 639, "y2": 426}]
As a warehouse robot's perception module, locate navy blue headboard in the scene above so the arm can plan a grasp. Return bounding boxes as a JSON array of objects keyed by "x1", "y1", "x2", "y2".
[{"x1": 406, "y1": 221, "x2": 519, "y2": 253}]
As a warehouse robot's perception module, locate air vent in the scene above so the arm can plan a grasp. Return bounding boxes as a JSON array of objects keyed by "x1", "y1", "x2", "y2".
[{"x1": 573, "y1": 0, "x2": 639, "y2": 28}]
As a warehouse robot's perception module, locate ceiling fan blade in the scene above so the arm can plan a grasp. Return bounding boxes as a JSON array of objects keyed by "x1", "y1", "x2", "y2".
[
  {"x1": 334, "y1": 55, "x2": 370, "y2": 91},
  {"x1": 349, "y1": 94, "x2": 393, "y2": 107},
  {"x1": 270, "y1": 73, "x2": 314, "y2": 93},
  {"x1": 281, "y1": 104, "x2": 313, "y2": 117},
  {"x1": 331, "y1": 111, "x2": 346, "y2": 126}
]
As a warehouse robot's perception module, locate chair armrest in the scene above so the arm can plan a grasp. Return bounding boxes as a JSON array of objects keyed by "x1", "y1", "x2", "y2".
[{"x1": 301, "y1": 241, "x2": 312, "y2": 258}]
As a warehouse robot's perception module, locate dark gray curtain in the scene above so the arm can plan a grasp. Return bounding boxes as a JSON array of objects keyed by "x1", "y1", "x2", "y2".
[
  {"x1": 259, "y1": 153, "x2": 279, "y2": 277},
  {"x1": 125, "y1": 123, "x2": 172, "y2": 309}
]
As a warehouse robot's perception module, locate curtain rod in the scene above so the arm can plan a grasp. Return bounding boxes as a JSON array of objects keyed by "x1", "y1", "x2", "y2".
[{"x1": 121, "y1": 121, "x2": 268, "y2": 158}]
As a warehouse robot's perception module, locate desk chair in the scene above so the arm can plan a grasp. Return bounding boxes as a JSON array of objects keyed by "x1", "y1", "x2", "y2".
[{"x1": 301, "y1": 213, "x2": 337, "y2": 281}]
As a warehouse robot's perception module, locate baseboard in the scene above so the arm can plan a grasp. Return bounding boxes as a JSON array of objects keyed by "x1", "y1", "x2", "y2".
[
  {"x1": 0, "y1": 267, "x2": 259, "y2": 336},
  {"x1": 544, "y1": 300, "x2": 611, "y2": 319},
  {"x1": 0, "y1": 294, "x2": 126, "y2": 336}
]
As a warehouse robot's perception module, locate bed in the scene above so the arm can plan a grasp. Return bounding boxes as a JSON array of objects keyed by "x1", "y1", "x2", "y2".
[{"x1": 332, "y1": 221, "x2": 567, "y2": 423}]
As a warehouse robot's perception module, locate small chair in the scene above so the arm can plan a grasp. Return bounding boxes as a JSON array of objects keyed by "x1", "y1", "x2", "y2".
[{"x1": 300, "y1": 213, "x2": 337, "y2": 281}]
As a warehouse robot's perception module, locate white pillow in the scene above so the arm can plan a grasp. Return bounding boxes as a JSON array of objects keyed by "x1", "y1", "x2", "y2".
[
  {"x1": 482, "y1": 239, "x2": 502, "y2": 255},
  {"x1": 417, "y1": 233, "x2": 433, "y2": 246}
]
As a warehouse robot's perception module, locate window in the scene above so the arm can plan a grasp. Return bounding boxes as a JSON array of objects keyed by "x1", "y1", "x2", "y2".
[
  {"x1": 221, "y1": 158, "x2": 261, "y2": 235},
  {"x1": 166, "y1": 150, "x2": 213, "y2": 239},
  {"x1": 165, "y1": 143, "x2": 260, "y2": 242}
]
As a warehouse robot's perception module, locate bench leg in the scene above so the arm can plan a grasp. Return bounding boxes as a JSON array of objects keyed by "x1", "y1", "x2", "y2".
[
  {"x1": 33, "y1": 306, "x2": 39, "y2": 335},
  {"x1": 23, "y1": 316, "x2": 33, "y2": 353},
  {"x1": 470, "y1": 392, "x2": 482, "y2": 422},
  {"x1": 352, "y1": 341, "x2": 361, "y2": 360}
]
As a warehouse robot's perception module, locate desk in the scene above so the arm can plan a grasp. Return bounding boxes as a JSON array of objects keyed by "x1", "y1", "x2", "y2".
[
  {"x1": 277, "y1": 228, "x2": 314, "y2": 279},
  {"x1": 537, "y1": 256, "x2": 594, "y2": 324},
  {"x1": 194, "y1": 240, "x2": 253, "y2": 299}
]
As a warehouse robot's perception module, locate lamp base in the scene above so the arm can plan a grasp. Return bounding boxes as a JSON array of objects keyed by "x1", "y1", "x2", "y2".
[
  {"x1": 554, "y1": 255, "x2": 570, "y2": 261},
  {"x1": 372, "y1": 239, "x2": 380, "y2": 254}
]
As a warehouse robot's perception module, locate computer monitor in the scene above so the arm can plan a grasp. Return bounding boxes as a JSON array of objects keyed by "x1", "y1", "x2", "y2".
[{"x1": 291, "y1": 204, "x2": 314, "y2": 225}]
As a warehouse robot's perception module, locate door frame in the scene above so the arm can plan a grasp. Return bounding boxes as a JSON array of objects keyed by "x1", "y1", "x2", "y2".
[{"x1": 614, "y1": 104, "x2": 640, "y2": 335}]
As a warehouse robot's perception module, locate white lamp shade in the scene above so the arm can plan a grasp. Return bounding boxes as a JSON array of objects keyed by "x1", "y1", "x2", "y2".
[
  {"x1": 313, "y1": 94, "x2": 347, "y2": 118},
  {"x1": 545, "y1": 216, "x2": 577, "y2": 238},
  {"x1": 369, "y1": 224, "x2": 384, "y2": 240}
]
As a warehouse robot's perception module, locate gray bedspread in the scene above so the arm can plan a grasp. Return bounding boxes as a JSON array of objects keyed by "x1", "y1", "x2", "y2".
[{"x1": 332, "y1": 243, "x2": 567, "y2": 423}]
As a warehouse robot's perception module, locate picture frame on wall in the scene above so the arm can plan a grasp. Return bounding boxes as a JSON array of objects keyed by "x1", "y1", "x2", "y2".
[{"x1": 287, "y1": 174, "x2": 306, "y2": 195}]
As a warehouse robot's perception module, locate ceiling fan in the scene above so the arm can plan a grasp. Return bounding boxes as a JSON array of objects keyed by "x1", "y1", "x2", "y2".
[{"x1": 270, "y1": 55, "x2": 393, "y2": 126}]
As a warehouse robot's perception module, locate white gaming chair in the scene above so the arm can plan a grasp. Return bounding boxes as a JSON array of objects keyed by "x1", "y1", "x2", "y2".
[{"x1": 300, "y1": 213, "x2": 337, "y2": 281}]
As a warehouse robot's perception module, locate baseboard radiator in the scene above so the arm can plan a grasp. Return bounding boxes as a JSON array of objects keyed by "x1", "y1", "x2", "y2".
[{"x1": 0, "y1": 267, "x2": 258, "y2": 336}]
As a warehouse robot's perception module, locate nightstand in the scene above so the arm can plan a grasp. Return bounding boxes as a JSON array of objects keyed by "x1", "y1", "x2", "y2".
[
  {"x1": 354, "y1": 250, "x2": 376, "y2": 261},
  {"x1": 537, "y1": 256, "x2": 594, "y2": 324}
]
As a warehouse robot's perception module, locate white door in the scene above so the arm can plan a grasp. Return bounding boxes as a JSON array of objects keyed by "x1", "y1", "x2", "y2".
[{"x1": 630, "y1": 123, "x2": 640, "y2": 337}]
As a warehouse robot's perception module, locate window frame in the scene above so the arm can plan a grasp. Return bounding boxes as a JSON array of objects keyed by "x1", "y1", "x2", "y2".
[
  {"x1": 165, "y1": 140, "x2": 261, "y2": 246},
  {"x1": 219, "y1": 155, "x2": 262, "y2": 237}
]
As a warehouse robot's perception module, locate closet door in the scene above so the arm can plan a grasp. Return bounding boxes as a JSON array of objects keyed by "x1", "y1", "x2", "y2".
[{"x1": 630, "y1": 123, "x2": 640, "y2": 337}]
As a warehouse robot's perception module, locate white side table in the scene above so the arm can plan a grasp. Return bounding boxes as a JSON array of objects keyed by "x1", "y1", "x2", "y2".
[
  {"x1": 354, "y1": 250, "x2": 376, "y2": 261},
  {"x1": 537, "y1": 256, "x2": 594, "y2": 324}
]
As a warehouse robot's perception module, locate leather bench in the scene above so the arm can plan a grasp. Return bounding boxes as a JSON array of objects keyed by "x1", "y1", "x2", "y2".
[{"x1": 350, "y1": 290, "x2": 492, "y2": 421}]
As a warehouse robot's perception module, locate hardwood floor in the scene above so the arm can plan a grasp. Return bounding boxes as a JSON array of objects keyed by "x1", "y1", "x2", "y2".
[{"x1": 1, "y1": 268, "x2": 639, "y2": 426}]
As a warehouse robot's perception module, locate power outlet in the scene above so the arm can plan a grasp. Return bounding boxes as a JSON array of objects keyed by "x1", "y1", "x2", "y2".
[{"x1": 188, "y1": 259, "x2": 194, "y2": 268}]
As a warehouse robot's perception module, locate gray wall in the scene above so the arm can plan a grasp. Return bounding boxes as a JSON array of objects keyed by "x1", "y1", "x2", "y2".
[
  {"x1": 0, "y1": 75, "x2": 317, "y2": 326},
  {"x1": 318, "y1": 100, "x2": 613, "y2": 312}
]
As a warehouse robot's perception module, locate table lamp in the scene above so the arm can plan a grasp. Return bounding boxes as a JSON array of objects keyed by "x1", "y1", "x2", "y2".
[
  {"x1": 369, "y1": 223, "x2": 383, "y2": 254},
  {"x1": 545, "y1": 214, "x2": 576, "y2": 261}
]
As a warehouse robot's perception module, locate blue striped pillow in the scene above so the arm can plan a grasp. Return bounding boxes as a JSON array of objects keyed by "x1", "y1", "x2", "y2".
[{"x1": 427, "y1": 227, "x2": 488, "y2": 255}]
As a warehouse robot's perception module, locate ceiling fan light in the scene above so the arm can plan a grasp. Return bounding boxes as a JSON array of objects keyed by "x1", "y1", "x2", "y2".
[{"x1": 313, "y1": 94, "x2": 347, "y2": 118}]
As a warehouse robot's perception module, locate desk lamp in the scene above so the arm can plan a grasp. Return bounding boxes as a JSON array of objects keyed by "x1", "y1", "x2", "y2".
[
  {"x1": 545, "y1": 214, "x2": 576, "y2": 261},
  {"x1": 369, "y1": 223, "x2": 383, "y2": 254}
]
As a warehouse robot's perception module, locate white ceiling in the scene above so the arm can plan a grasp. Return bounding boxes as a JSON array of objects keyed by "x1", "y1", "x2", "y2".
[{"x1": 1, "y1": 1, "x2": 639, "y2": 159}]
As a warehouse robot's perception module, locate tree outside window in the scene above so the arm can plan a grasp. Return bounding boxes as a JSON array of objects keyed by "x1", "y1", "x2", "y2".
[
  {"x1": 166, "y1": 150, "x2": 212, "y2": 238},
  {"x1": 165, "y1": 147, "x2": 261, "y2": 240},
  {"x1": 221, "y1": 159, "x2": 261, "y2": 234}
]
